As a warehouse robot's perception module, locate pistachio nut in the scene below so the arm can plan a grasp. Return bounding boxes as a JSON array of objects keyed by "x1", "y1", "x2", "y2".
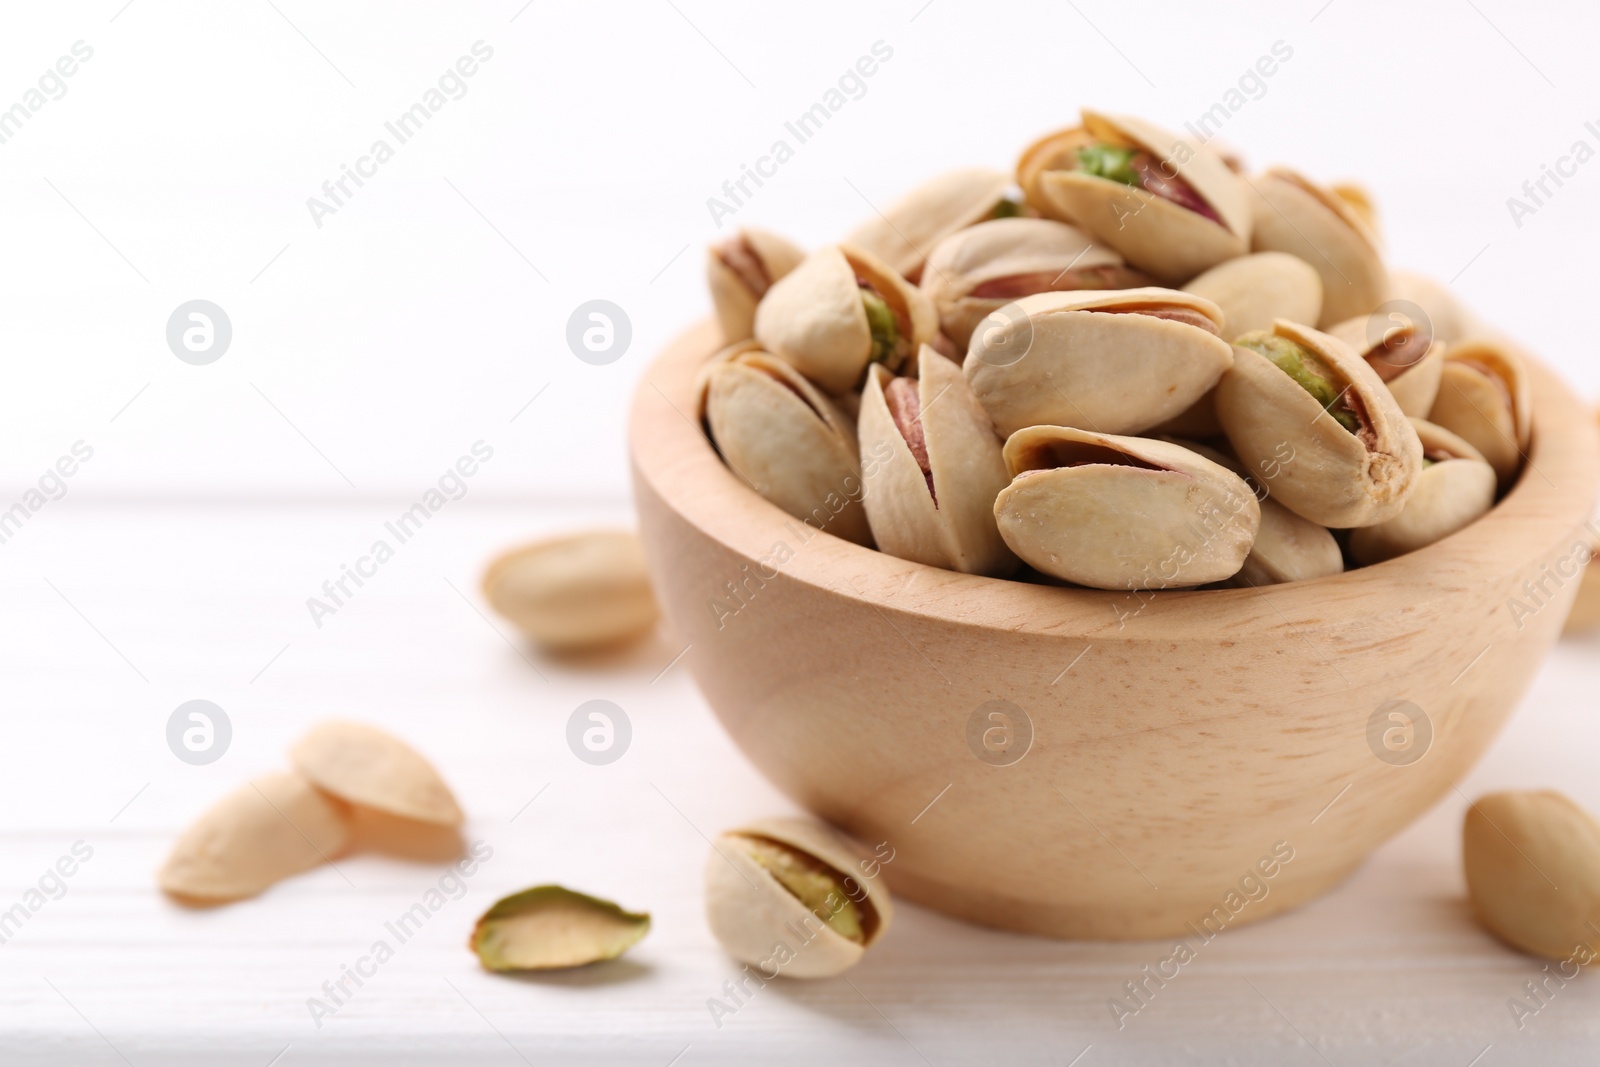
[
  {"x1": 843, "y1": 167, "x2": 1015, "y2": 282},
  {"x1": 1215, "y1": 320, "x2": 1423, "y2": 528},
  {"x1": 158, "y1": 772, "x2": 352, "y2": 903},
  {"x1": 702, "y1": 349, "x2": 872, "y2": 546},
  {"x1": 963, "y1": 287, "x2": 1233, "y2": 437},
  {"x1": 1427, "y1": 340, "x2": 1532, "y2": 491},
  {"x1": 1390, "y1": 269, "x2": 1475, "y2": 344},
  {"x1": 289, "y1": 720, "x2": 464, "y2": 828},
  {"x1": 994, "y1": 427, "x2": 1261, "y2": 589},
  {"x1": 920, "y1": 217, "x2": 1151, "y2": 349},
  {"x1": 1182, "y1": 251, "x2": 1323, "y2": 341},
  {"x1": 471, "y1": 885, "x2": 650, "y2": 972},
  {"x1": 706, "y1": 228, "x2": 805, "y2": 343},
  {"x1": 1016, "y1": 109, "x2": 1252, "y2": 283},
  {"x1": 1329, "y1": 311, "x2": 1444, "y2": 418},
  {"x1": 1330, "y1": 181, "x2": 1378, "y2": 235},
  {"x1": 706, "y1": 816, "x2": 892, "y2": 980},
  {"x1": 754, "y1": 244, "x2": 936, "y2": 395},
  {"x1": 859, "y1": 348, "x2": 1017, "y2": 576},
  {"x1": 1247, "y1": 168, "x2": 1388, "y2": 327},
  {"x1": 1348, "y1": 418, "x2": 1496, "y2": 564},
  {"x1": 482, "y1": 530, "x2": 659, "y2": 651},
  {"x1": 1463, "y1": 790, "x2": 1600, "y2": 961}
]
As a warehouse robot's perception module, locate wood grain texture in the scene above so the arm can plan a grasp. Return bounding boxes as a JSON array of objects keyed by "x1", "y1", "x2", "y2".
[{"x1": 630, "y1": 319, "x2": 1600, "y2": 939}]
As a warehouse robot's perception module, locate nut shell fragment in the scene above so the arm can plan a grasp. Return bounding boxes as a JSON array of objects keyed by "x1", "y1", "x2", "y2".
[
  {"x1": 290, "y1": 720, "x2": 464, "y2": 828},
  {"x1": 482, "y1": 530, "x2": 659, "y2": 651},
  {"x1": 471, "y1": 885, "x2": 650, "y2": 971},
  {"x1": 1427, "y1": 340, "x2": 1531, "y2": 491}
]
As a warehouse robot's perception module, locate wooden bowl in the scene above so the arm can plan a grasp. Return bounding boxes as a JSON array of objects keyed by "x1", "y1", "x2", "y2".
[{"x1": 629, "y1": 319, "x2": 1599, "y2": 939}]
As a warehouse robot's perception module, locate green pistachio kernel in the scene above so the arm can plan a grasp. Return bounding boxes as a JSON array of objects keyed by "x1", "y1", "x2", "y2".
[
  {"x1": 1238, "y1": 331, "x2": 1358, "y2": 433},
  {"x1": 990, "y1": 196, "x2": 1025, "y2": 219},
  {"x1": 1075, "y1": 143, "x2": 1142, "y2": 187},
  {"x1": 740, "y1": 836, "x2": 864, "y2": 943},
  {"x1": 861, "y1": 287, "x2": 901, "y2": 370}
]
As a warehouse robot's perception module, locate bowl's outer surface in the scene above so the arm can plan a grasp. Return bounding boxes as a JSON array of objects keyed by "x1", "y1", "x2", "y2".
[{"x1": 630, "y1": 318, "x2": 1600, "y2": 940}]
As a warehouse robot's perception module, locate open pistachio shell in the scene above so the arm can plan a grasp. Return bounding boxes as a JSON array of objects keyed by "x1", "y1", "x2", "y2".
[
  {"x1": 1215, "y1": 320, "x2": 1423, "y2": 528},
  {"x1": 470, "y1": 886, "x2": 650, "y2": 971},
  {"x1": 1331, "y1": 181, "x2": 1378, "y2": 235},
  {"x1": 706, "y1": 228, "x2": 805, "y2": 344},
  {"x1": 844, "y1": 167, "x2": 1013, "y2": 282},
  {"x1": 994, "y1": 427, "x2": 1260, "y2": 589},
  {"x1": 1390, "y1": 270, "x2": 1477, "y2": 344},
  {"x1": 1428, "y1": 340, "x2": 1532, "y2": 491},
  {"x1": 706, "y1": 816, "x2": 892, "y2": 980},
  {"x1": 963, "y1": 287, "x2": 1233, "y2": 437},
  {"x1": 289, "y1": 720, "x2": 464, "y2": 828},
  {"x1": 482, "y1": 530, "x2": 660, "y2": 650},
  {"x1": 158, "y1": 772, "x2": 352, "y2": 903},
  {"x1": 1248, "y1": 168, "x2": 1388, "y2": 327},
  {"x1": 920, "y1": 218, "x2": 1149, "y2": 349},
  {"x1": 704, "y1": 350, "x2": 872, "y2": 546},
  {"x1": 1018, "y1": 110, "x2": 1252, "y2": 284},
  {"x1": 1182, "y1": 252, "x2": 1323, "y2": 341},
  {"x1": 1329, "y1": 312, "x2": 1444, "y2": 417},
  {"x1": 1348, "y1": 418, "x2": 1496, "y2": 564},
  {"x1": 858, "y1": 349, "x2": 1017, "y2": 576},
  {"x1": 754, "y1": 244, "x2": 936, "y2": 395},
  {"x1": 1464, "y1": 791, "x2": 1600, "y2": 961}
]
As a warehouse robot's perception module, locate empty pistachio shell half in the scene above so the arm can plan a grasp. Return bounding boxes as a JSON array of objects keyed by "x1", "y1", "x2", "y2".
[
  {"x1": 1390, "y1": 270, "x2": 1476, "y2": 344},
  {"x1": 706, "y1": 817, "x2": 892, "y2": 980},
  {"x1": 843, "y1": 167, "x2": 1014, "y2": 282},
  {"x1": 1215, "y1": 320, "x2": 1422, "y2": 528},
  {"x1": 1182, "y1": 251, "x2": 1322, "y2": 341},
  {"x1": 1247, "y1": 168, "x2": 1387, "y2": 327},
  {"x1": 1329, "y1": 311, "x2": 1444, "y2": 418},
  {"x1": 858, "y1": 349, "x2": 1017, "y2": 576},
  {"x1": 471, "y1": 886, "x2": 650, "y2": 971},
  {"x1": 994, "y1": 427, "x2": 1260, "y2": 589},
  {"x1": 754, "y1": 244, "x2": 936, "y2": 395},
  {"x1": 920, "y1": 217, "x2": 1150, "y2": 349},
  {"x1": 1348, "y1": 419, "x2": 1496, "y2": 564},
  {"x1": 482, "y1": 530, "x2": 659, "y2": 651},
  {"x1": 706, "y1": 228, "x2": 805, "y2": 343},
  {"x1": 703, "y1": 349, "x2": 872, "y2": 546},
  {"x1": 1017, "y1": 109, "x2": 1252, "y2": 283},
  {"x1": 1464, "y1": 791, "x2": 1600, "y2": 961},
  {"x1": 1428, "y1": 340, "x2": 1532, "y2": 491},
  {"x1": 963, "y1": 287, "x2": 1233, "y2": 438},
  {"x1": 290, "y1": 720, "x2": 464, "y2": 828},
  {"x1": 159, "y1": 772, "x2": 351, "y2": 902}
]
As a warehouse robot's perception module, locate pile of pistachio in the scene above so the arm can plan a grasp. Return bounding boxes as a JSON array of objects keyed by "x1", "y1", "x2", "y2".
[{"x1": 700, "y1": 108, "x2": 1530, "y2": 590}]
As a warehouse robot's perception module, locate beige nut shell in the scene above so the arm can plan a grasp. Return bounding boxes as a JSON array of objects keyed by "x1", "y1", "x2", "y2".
[
  {"x1": 1348, "y1": 419, "x2": 1496, "y2": 565},
  {"x1": 1183, "y1": 252, "x2": 1323, "y2": 341},
  {"x1": 290, "y1": 720, "x2": 464, "y2": 827},
  {"x1": 706, "y1": 228, "x2": 805, "y2": 344},
  {"x1": 1390, "y1": 269, "x2": 1478, "y2": 344},
  {"x1": 482, "y1": 530, "x2": 659, "y2": 650},
  {"x1": 1247, "y1": 168, "x2": 1388, "y2": 327},
  {"x1": 1329, "y1": 312, "x2": 1445, "y2": 418},
  {"x1": 1464, "y1": 791, "x2": 1600, "y2": 961},
  {"x1": 1428, "y1": 339, "x2": 1532, "y2": 491},
  {"x1": 843, "y1": 167, "x2": 1012, "y2": 281}
]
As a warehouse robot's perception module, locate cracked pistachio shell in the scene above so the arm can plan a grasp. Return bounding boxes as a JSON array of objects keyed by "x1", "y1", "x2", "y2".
[
  {"x1": 1329, "y1": 312, "x2": 1445, "y2": 418},
  {"x1": 706, "y1": 228, "x2": 805, "y2": 344},
  {"x1": 290, "y1": 720, "x2": 464, "y2": 828},
  {"x1": 920, "y1": 218, "x2": 1149, "y2": 349},
  {"x1": 1248, "y1": 168, "x2": 1388, "y2": 327},
  {"x1": 858, "y1": 349, "x2": 1017, "y2": 576},
  {"x1": 1182, "y1": 252, "x2": 1323, "y2": 341},
  {"x1": 754, "y1": 244, "x2": 936, "y2": 395},
  {"x1": 962, "y1": 287, "x2": 1233, "y2": 438},
  {"x1": 471, "y1": 886, "x2": 650, "y2": 971},
  {"x1": 844, "y1": 167, "x2": 1013, "y2": 281},
  {"x1": 158, "y1": 772, "x2": 351, "y2": 903},
  {"x1": 482, "y1": 530, "x2": 659, "y2": 650},
  {"x1": 1215, "y1": 320, "x2": 1422, "y2": 528},
  {"x1": 994, "y1": 427, "x2": 1260, "y2": 589},
  {"x1": 1390, "y1": 270, "x2": 1476, "y2": 344},
  {"x1": 704, "y1": 350, "x2": 872, "y2": 546},
  {"x1": 1347, "y1": 418, "x2": 1495, "y2": 565},
  {"x1": 1017, "y1": 110, "x2": 1252, "y2": 284},
  {"x1": 706, "y1": 817, "x2": 892, "y2": 980},
  {"x1": 1428, "y1": 340, "x2": 1532, "y2": 491},
  {"x1": 1464, "y1": 791, "x2": 1600, "y2": 961}
]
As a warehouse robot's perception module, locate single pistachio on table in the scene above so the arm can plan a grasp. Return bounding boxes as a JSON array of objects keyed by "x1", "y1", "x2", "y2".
[
  {"x1": 289, "y1": 720, "x2": 464, "y2": 828},
  {"x1": 706, "y1": 228, "x2": 805, "y2": 344},
  {"x1": 482, "y1": 530, "x2": 659, "y2": 651},
  {"x1": 754, "y1": 243, "x2": 936, "y2": 395},
  {"x1": 470, "y1": 885, "x2": 650, "y2": 972},
  {"x1": 1182, "y1": 252, "x2": 1323, "y2": 341},
  {"x1": 858, "y1": 347, "x2": 1017, "y2": 576},
  {"x1": 843, "y1": 167, "x2": 1016, "y2": 282},
  {"x1": 1247, "y1": 168, "x2": 1388, "y2": 327},
  {"x1": 1328, "y1": 310, "x2": 1444, "y2": 418},
  {"x1": 700, "y1": 346, "x2": 872, "y2": 546},
  {"x1": 1215, "y1": 320, "x2": 1423, "y2": 528},
  {"x1": 993, "y1": 426, "x2": 1261, "y2": 589},
  {"x1": 962, "y1": 287, "x2": 1233, "y2": 438},
  {"x1": 1390, "y1": 269, "x2": 1476, "y2": 344},
  {"x1": 919, "y1": 217, "x2": 1151, "y2": 350},
  {"x1": 1347, "y1": 418, "x2": 1497, "y2": 565},
  {"x1": 1016, "y1": 109, "x2": 1253, "y2": 283},
  {"x1": 706, "y1": 817, "x2": 892, "y2": 980},
  {"x1": 1427, "y1": 339, "x2": 1532, "y2": 492},
  {"x1": 1463, "y1": 790, "x2": 1600, "y2": 961}
]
